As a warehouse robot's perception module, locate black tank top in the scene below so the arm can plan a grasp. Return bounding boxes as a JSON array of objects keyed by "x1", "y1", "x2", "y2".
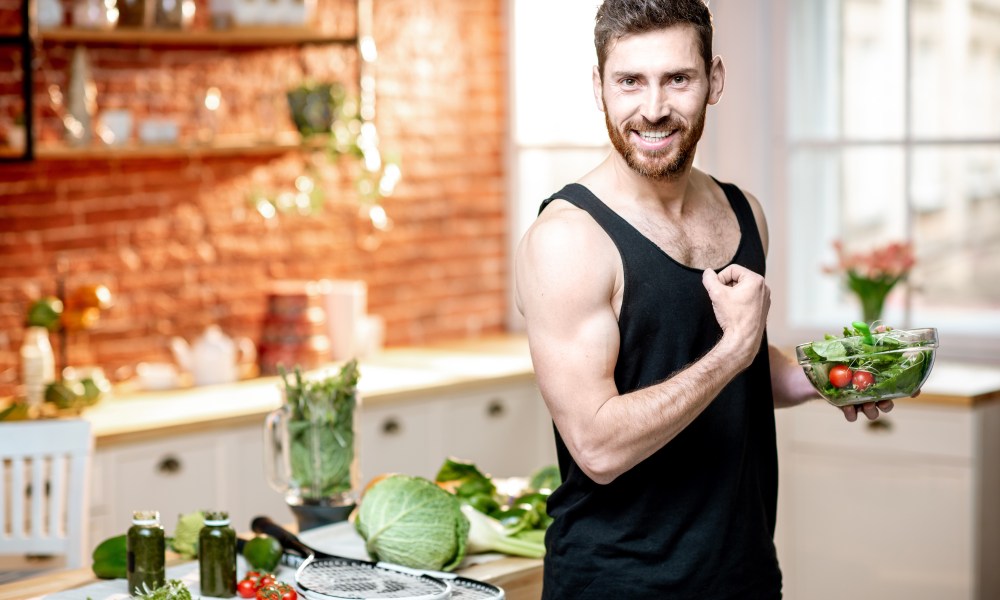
[{"x1": 537, "y1": 181, "x2": 782, "y2": 599}]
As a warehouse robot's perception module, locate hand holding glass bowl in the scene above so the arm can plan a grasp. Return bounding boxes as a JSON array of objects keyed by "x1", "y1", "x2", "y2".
[{"x1": 796, "y1": 323, "x2": 938, "y2": 412}]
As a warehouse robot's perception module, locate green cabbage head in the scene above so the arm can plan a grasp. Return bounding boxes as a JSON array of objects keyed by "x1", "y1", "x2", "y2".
[{"x1": 354, "y1": 474, "x2": 469, "y2": 571}]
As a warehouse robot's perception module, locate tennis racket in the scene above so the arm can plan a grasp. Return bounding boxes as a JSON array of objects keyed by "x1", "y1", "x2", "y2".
[{"x1": 251, "y1": 516, "x2": 506, "y2": 600}]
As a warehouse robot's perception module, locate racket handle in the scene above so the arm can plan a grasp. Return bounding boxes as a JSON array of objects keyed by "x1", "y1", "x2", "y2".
[{"x1": 251, "y1": 515, "x2": 316, "y2": 559}]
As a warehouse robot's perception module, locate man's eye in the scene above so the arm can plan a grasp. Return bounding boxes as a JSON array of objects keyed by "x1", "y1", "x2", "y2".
[
  {"x1": 621, "y1": 78, "x2": 638, "y2": 87},
  {"x1": 671, "y1": 75, "x2": 688, "y2": 85}
]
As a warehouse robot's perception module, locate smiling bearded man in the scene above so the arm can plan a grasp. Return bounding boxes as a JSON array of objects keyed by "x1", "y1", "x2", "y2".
[{"x1": 513, "y1": 0, "x2": 899, "y2": 598}]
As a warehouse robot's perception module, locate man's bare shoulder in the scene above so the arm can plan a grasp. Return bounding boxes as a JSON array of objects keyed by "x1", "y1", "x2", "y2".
[
  {"x1": 520, "y1": 198, "x2": 611, "y2": 252},
  {"x1": 515, "y1": 198, "x2": 620, "y2": 313}
]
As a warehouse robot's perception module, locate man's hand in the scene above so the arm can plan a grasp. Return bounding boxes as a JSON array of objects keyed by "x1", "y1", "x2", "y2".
[
  {"x1": 841, "y1": 400, "x2": 894, "y2": 422},
  {"x1": 702, "y1": 265, "x2": 770, "y2": 369}
]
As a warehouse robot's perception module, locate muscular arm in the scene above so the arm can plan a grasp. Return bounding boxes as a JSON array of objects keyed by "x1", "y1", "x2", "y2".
[{"x1": 515, "y1": 203, "x2": 769, "y2": 485}]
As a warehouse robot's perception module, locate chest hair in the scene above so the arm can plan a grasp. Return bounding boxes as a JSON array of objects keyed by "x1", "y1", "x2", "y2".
[{"x1": 628, "y1": 196, "x2": 740, "y2": 270}]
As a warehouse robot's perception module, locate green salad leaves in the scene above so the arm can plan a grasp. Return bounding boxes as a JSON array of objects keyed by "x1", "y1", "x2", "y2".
[{"x1": 799, "y1": 323, "x2": 937, "y2": 406}]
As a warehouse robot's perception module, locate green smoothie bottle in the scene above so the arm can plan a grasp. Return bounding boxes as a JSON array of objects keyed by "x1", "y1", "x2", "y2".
[
  {"x1": 126, "y1": 510, "x2": 165, "y2": 596},
  {"x1": 198, "y1": 510, "x2": 237, "y2": 597}
]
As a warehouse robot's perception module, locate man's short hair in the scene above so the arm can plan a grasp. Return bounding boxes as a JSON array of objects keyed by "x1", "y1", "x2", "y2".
[{"x1": 594, "y1": 0, "x2": 714, "y2": 80}]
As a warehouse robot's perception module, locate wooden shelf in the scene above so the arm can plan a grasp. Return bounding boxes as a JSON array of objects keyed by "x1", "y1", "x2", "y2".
[
  {"x1": 38, "y1": 26, "x2": 356, "y2": 47},
  {"x1": 34, "y1": 133, "x2": 328, "y2": 160}
]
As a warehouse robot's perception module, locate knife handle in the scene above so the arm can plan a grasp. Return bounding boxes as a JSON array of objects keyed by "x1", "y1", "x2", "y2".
[{"x1": 250, "y1": 515, "x2": 324, "y2": 559}]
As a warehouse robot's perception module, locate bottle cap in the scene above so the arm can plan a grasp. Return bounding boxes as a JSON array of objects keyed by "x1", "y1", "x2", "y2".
[
  {"x1": 132, "y1": 510, "x2": 160, "y2": 525},
  {"x1": 202, "y1": 510, "x2": 230, "y2": 526}
]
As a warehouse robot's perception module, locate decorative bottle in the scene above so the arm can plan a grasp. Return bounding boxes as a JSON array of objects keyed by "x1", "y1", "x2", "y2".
[
  {"x1": 127, "y1": 510, "x2": 165, "y2": 596},
  {"x1": 198, "y1": 510, "x2": 237, "y2": 597},
  {"x1": 20, "y1": 326, "x2": 55, "y2": 407}
]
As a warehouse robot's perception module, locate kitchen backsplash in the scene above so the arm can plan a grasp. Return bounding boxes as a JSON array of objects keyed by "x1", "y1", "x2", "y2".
[{"x1": 0, "y1": 0, "x2": 507, "y2": 397}]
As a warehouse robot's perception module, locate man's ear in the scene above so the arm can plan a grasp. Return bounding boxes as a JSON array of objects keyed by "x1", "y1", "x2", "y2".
[
  {"x1": 708, "y1": 56, "x2": 726, "y2": 105},
  {"x1": 592, "y1": 65, "x2": 605, "y2": 111}
]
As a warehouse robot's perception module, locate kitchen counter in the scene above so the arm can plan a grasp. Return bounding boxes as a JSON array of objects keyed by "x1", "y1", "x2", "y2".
[
  {"x1": 83, "y1": 334, "x2": 536, "y2": 447},
  {"x1": 901, "y1": 361, "x2": 1000, "y2": 407},
  {"x1": 0, "y1": 536, "x2": 543, "y2": 600},
  {"x1": 83, "y1": 336, "x2": 999, "y2": 447},
  {"x1": 0, "y1": 559, "x2": 543, "y2": 600}
]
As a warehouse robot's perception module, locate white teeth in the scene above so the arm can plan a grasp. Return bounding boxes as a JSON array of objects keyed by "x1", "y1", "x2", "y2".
[{"x1": 639, "y1": 131, "x2": 669, "y2": 141}]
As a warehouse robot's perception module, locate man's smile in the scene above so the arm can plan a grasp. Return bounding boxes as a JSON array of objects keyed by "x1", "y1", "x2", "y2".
[{"x1": 632, "y1": 128, "x2": 678, "y2": 150}]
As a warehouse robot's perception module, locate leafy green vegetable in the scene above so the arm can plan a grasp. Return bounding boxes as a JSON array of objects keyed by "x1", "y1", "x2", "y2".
[
  {"x1": 461, "y1": 504, "x2": 545, "y2": 558},
  {"x1": 434, "y1": 458, "x2": 555, "y2": 559},
  {"x1": 435, "y1": 457, "x2": 497, "y2": 500},
  {"x1": 132, "y1": 579, "x2": 193, "y2": 600},
  {"x1": 168, "y1": 511, "x2": 204, "y2": 559},
  {"x1": 527, "y1": 465, "x2": 561, "y2": 493},
  {"x1": 799, "y1": 325, "x2": 936, "y2": 406},
  {"x1": 279, "y1": 360, "x2": 359, "y2": 499},
  {"x1": 354, "y1": 474, "x2": 469, "y2": 571}
]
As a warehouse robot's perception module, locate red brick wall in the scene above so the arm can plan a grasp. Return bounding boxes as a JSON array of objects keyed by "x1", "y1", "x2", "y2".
[{"x1": 0, "y1": 0, "x2": 508, "y2": 396}]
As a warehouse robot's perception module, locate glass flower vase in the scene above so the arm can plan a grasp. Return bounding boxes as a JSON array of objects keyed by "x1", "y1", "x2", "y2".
[{"x1": 847, "y1": 271, "x2": 899, "y2": 324}]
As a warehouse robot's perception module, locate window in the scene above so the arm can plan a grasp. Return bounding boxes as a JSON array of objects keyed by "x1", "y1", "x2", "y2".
[
  {"x1": 784, "y1": 0, "x2": 1000, "y2": 357},
  {"x1": 506, "y1": 0, "x2": 608, "y2": 329}
]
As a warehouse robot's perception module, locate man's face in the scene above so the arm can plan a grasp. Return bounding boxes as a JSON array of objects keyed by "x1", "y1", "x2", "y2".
[{"x1": 594, "y1": 25, "x2": 724, "y2": 180}]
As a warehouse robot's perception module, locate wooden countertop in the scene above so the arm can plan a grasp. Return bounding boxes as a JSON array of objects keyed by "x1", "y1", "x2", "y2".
[{"x1": 81, "y1": 334, "x2": 536, "y2": 447}]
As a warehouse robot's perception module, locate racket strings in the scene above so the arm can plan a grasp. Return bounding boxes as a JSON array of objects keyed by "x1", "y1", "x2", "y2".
[
  {"x1": 449, "y1": 580, "x2": 504, "y2": 599},
  {"x1": 297, "y1": 558, "x2": 450, "y2": 599}
]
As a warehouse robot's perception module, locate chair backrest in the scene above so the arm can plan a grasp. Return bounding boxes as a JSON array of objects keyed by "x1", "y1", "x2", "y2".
[{"x1": 0, "y1": 420, "x2": 92, "y2": 569}]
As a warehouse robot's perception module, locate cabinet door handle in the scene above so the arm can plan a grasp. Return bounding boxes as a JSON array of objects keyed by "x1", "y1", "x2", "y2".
[
  {"x1": 486, "y1": 399, "x2": 505, "y2": 418},
  {"x1": 157, "y1": 455, "x2": 182, "y2": 475},
  {"x1": 866, "y1": 419, "x2": 893, "y2": 433},
  {"x1": 381, "y1": 417, "x2": 402, "y2": 435}
]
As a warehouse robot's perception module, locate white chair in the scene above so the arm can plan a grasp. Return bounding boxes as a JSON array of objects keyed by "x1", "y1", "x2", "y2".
[{"x1": 0, "y1": 419, "x2": 92, "y2": 579}]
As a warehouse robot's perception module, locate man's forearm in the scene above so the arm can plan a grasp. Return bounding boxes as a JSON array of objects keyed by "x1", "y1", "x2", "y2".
[{"x1": 769, "y1": 344, "x2": 817, "y2": 408}]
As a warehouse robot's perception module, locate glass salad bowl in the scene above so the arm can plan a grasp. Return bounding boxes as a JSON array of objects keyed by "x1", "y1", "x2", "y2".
[{"x1": 795, "y1": 326, "x2": 938, "y2": 407}]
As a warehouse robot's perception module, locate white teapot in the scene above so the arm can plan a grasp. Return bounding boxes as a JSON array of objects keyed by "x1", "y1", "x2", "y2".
[{"x1": 170, "y1": 325, "x2": 256, "y2": 386}]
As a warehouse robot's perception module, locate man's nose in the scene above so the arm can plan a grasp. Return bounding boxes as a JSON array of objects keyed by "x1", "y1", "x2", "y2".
[{"x1": 640, "y1": 86, "x2": 671, "y2": 122}]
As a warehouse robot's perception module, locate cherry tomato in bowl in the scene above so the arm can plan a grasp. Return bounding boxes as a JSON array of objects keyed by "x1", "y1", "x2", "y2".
[
  {"x1": 828, "y1": 364, "x2": 853, "y2": 389},
  {"x1": 852, "y1": 370, "x2": 875, "y2": 391}
]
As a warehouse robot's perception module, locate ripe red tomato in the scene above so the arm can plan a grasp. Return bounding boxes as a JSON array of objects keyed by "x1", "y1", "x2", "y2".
[
  {"x1": 257, "y1": 583, "x2": 296, "y2": 600},
  {"x1": 237, "y1": 578, "x2": 258, "y2": 598},
  {"x1": 829, "y1": 364, "x2": 853, "y2": 388},
  {"x1": 259, "y1": 574, "x2": 276, "y2": 588},
  {"x1": 256, "y1": 584, "x2": 280, "y2": 600},
  {"x1": 853, "y1": 370, "x2": 875, "y2": 391}
]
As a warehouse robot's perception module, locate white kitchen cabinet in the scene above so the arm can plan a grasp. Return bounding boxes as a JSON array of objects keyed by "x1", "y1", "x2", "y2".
[
  {"x1": 359, "y1": 381, "x2": 556, "y2": 484},
  {"x1": 775, "y1": 400, "x2": 1000, "y2": 600},
  {"x1": 360, "y1": 399, "x2": 440, "y2": 480},
  {"x1": 442, "y1": 384, "x2": 554, "y2": 479},
  {"x1": 88, "y1": 423, "x2": 289, "y2": 544},
  {"x1": 89, "y1": 378, "x2": 557, "y2": 545}
]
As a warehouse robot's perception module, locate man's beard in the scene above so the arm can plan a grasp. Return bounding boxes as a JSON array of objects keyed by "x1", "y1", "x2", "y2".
[{"x1": 603, "y1": 100, "x2": 707, "y2": 181}]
